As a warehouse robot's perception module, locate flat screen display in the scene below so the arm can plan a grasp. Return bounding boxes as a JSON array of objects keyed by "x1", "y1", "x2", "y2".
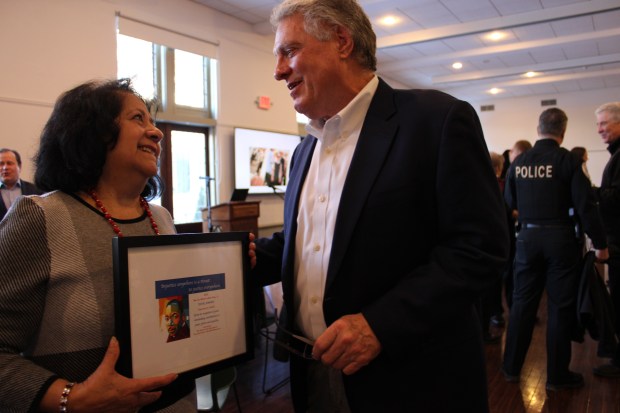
[{"x1": 234, "y1": 127, "x2": 302, "y2": 194}]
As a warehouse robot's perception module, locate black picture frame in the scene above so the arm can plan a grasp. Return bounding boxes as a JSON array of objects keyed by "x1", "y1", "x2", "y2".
[{"x1": 113, "y1": 232, "x2": 253, "y2": 379}]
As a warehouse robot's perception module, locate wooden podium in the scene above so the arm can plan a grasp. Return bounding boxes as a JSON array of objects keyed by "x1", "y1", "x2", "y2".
[{"x1": 203, "y1": 201, "x2": 260, "y2": 234}]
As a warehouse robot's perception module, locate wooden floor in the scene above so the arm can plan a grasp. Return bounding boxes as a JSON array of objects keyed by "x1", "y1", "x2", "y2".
[{"x1": 222, "y1": 300, "x2": 620, "y2": 413}]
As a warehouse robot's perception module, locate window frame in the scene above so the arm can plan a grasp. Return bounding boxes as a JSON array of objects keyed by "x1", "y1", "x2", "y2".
[
  {"x1": 157, "y1": 46, "x2": 217, "y2": 125},
  {"x1": 157, "y1": 123, "x2": 213, "y2": 233},
  {"x1": 118, "y1": 33, "x2": 219, "y2": 231}
]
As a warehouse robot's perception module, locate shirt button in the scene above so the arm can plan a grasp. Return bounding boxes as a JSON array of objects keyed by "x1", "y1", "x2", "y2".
[
  {"x1": 318, "y1": 195, "x2": 326, "y2": 202},
  {"x1": 311, "y1": 296, "x2": 319, "y2": 304},
  {"x1": 325, "y1": 148, "x2": 332, "y2": 154},
  {"x1": 313, "y1": 244, "x2": 320, "y2": 252}
]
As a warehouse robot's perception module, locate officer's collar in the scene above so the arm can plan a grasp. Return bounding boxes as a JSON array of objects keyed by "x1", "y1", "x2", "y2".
[{"x1": 535, "y1": 138, "x2": 560, "y2": 147}]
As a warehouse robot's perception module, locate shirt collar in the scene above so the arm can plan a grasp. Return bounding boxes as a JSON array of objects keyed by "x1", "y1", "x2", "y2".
[
  {"x1": 306, "y1": 75, "x2": 379, "y2": 145},
  {"x1": 0, "y1": 179, "x2": 21, "y2": 190},
  {"x1": 535, "y1": 138, "x2": 560, "y2": 148},
  {"x1": 608, "y1": 137, "x2": 620, "y2": 155}
]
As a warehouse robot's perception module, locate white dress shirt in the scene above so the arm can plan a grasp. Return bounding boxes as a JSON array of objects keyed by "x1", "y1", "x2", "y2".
[{"x1": 294, "y1": 76, "x2": 379, "y2": 340}]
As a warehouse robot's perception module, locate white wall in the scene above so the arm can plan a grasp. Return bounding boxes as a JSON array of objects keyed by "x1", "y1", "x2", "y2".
[
  {"x1": 471, "y1": 87, "x2": 620, "y2": 186},
  {"x1": 0, "y1": 0, "x2": 297, "y2": 227},
  {"x1": 1, "y1": 0, "x2": 618, "y2": 225},
  {"x1": 1, "y1": 0, "x2": 116, "y2": 181}
]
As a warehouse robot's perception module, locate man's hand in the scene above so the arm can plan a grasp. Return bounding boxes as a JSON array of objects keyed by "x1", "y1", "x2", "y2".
[
  {"x1": 595, "y1": 247, "x2": 609, "y2": 263},
  {"x1": 312, "y1": 313, "x2": 381, "y2": 375}
]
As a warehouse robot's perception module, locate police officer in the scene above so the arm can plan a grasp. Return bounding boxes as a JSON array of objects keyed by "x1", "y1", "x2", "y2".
[{"x1": 501, "y1": 107, "x2": 609, "y2": 391}]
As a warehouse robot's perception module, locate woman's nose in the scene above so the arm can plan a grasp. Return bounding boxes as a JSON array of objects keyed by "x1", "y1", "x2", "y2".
[{"x1": 149, "y1": 126, "x2": 164, "y2": 143}]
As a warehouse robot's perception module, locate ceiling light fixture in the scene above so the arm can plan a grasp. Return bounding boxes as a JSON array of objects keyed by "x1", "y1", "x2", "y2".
[
  {"x1": 378, "y1": 15, "x2": 400, "y2": 26},
  {"x1": 452, "y1": 62, "x2": 463, "y2": 70},
  {"x1": 524, "y1": 71, "x2": 538, "y2": 78},
  {"x1": 486, "y1": 31, "x2": 506, "y2": 41},
  {"x1": 489, "y1": 87, "x2": 502, "y2": 95}
]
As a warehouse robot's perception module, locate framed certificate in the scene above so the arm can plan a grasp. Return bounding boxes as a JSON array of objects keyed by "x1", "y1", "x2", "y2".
[{"x1": 112, "y1": 232, "x2": 253, "y2": 379}]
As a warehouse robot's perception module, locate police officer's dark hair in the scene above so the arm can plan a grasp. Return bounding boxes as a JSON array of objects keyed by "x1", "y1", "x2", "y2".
[
  {"x1": 34, "y1": 79, "x2": 162, "y2": 200},
  {"x1": 0, "y1": 148, "x2": 21, "y2": 168},
  {"x1": 538, "y1": 108, "x2": 567, "y2": 138}
]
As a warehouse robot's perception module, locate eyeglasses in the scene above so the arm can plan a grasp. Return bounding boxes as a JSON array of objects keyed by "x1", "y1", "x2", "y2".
[{"x1": 259, "y1": 309, "x2": 316, "y2": 360}]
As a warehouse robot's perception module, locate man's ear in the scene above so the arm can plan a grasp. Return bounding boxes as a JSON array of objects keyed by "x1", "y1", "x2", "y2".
[{"x1": 334, "y1": 25, "x2": 354, "y2": 58}]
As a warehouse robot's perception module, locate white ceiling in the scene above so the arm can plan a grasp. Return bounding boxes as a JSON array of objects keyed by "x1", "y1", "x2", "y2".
[{"x1": 193, "y1": 0, "x2": 620, "y2": 103}]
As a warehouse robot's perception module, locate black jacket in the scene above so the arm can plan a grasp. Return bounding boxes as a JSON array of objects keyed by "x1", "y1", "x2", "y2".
[
  {"x1": 0, "y1": 180, "x2": 44, "y2": 221},
  {"x1": 597, "y1": 138, "x2": 620, "y2": 240},
  {"x1": 254, "y1": 79, "x2": 509, "y2": 413},
  {"x1": 576, "y1": 251, "x2": 617, "y2": 357}
]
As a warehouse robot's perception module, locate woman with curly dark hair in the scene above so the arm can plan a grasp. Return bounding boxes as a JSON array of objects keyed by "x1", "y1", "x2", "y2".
[{"x1": 0, "y1": 79, "x2": 196, "y2": 412}]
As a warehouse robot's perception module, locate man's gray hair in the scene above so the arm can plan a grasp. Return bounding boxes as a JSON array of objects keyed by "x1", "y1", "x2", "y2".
[
  {"x1": 271, "y1": 0, "x2": 377, "y2": 71},
  {"x1": 595, "y1": 102, "x2": 620, "y2": 123}
]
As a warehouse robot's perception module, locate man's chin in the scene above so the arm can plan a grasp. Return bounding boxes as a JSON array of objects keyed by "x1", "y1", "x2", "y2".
[{"x1": 293, "y1": 102, "x2": 306, "y2": 117}]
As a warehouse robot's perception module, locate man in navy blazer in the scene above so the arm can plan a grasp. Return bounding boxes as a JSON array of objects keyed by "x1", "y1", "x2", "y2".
[
  {"x1": 252, "y1": 1, "x2": 509, "y2": 412},
  {"x1": 0, "y1": 148, "x2": 43, "y2": 221}
]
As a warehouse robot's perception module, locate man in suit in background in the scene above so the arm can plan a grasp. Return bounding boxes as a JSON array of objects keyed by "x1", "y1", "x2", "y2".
[
  {"x1": 0, "y1": 148, "x2": 43, "y2": 220},
  {"x1": 251, "y1": 1, "x2": 509, "y2": 412},
  {"x1": 592, "y1": 102, "x2": 620, "y2": 377}
]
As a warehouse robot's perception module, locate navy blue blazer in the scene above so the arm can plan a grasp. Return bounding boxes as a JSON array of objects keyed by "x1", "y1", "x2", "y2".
[
  {"x1": 254, "y1": 79, "x2": 509, "y2": 412},
  {"x1": 0, "y1": 180, "x2": 43, "y2": 221}
]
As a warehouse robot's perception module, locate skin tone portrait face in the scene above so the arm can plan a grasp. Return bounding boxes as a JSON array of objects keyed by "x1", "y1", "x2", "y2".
[
  {"x1": 102, "y1": 93, "x2": 163, "y2": 185},
  {"x1": 273, "y1": 15, "x2": 353, "y2": 121},
  {"x1": 597, "y1": 111, "x2": 620, "y2": 145},
  {"x1": 164, "y1": 301, "x2": 184, "y2": 338},
  {"x1": 0, "y1": 151, "x2": 21, "y2": 188}
]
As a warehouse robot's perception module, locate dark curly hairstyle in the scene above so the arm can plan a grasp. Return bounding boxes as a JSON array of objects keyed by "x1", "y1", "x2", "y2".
[{"x1": 34, "y1": 79, "x2": 162, "y2": 200}]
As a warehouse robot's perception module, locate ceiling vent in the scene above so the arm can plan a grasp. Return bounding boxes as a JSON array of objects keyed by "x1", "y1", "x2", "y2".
[
  {"x1": 480, "y1": 104, "x2": 495, "y2": 112},
  {"x1": 541, "y1": 99, "x2": 557, "y2": 106}
]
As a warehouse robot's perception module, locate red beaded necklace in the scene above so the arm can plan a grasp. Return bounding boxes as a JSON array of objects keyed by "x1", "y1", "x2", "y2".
[{"x1": 88, "y1": 190, "x2": 160, "y2": 237}]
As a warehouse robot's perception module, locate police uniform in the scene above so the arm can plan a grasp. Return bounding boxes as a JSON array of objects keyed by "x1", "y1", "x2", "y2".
[{"x1": 502, "y1": 138, "x2": 607, "y2": 384}]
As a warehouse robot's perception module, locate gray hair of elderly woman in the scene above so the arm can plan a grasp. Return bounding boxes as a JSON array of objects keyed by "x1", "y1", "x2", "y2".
[{"x1": 270, "y1": 0, "x2": 377, "y2": 71}]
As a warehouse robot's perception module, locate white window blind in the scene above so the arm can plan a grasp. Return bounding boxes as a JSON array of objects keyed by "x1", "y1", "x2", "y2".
[{"x1": 116, "y1": 13, "x2": 218, "y2": 59}]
